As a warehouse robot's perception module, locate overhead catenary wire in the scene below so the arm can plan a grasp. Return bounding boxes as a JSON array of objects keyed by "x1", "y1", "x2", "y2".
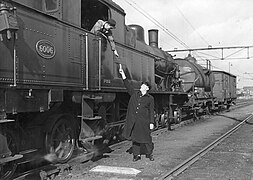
[
  {"x1": 123, "y1": 0, "x2": 190, "y2": 49},
  {"x1": 117, "y1": 0, "x2": 253, "y2": 85},
  {"x1": 122, "y1": 0, "x2": 244, "y2": 62},
  {"x1": 122, "y1": 0, "x2": 223, "y2": 62},
  {"x1": 175, "y1": 6, "x2": 221, "y2": 59},
  {"x1": 123, "y1": 0, "x2": 214, "y2": 64},
  {"x1": 123, "y1": 7, "x2": 173, "y2": 48},
  {"x1": 175, "y1": 6, "x2": 209, "y2": 47}
]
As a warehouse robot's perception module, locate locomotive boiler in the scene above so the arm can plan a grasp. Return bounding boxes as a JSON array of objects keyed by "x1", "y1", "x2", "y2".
[
  {"x1": 175, "y1": 54, "x2": 215, "y2": 92},
  {"x1": 174, "y1": 55, "x2": 214, "y2": 116},
  {"x1": 0, "y1": 0, "x2": 188, "y2": 178},
  {"x1": 175, "y1": 54, "x2": 236, "y2": 116}
]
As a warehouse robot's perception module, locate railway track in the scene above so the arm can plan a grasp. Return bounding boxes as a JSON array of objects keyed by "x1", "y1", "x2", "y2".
[
  {"x1": 12, "y1": 99, "x2": 253, "y2": 180},
  {"x1": 156, "y1": 113, "x2": 253, "y2": 180}
]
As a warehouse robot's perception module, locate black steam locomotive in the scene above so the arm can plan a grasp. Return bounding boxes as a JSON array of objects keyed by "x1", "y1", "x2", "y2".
[
  {"x1": 176, "y1": 54, "x2": 236, "y2": 117},
  {"x1": 0, "y1": 0, "x2": 236, "y2": 179}
]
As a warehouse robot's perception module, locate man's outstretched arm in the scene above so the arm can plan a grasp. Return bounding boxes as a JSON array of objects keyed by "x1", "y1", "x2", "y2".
[{"x1": 119, "y1": 64, "x2": 134, "y2": 95}]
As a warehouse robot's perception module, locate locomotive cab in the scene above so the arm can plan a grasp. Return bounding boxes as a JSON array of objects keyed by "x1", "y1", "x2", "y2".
[{"x1": 81, "y1": 0, "x2": 112, "y2": 31}]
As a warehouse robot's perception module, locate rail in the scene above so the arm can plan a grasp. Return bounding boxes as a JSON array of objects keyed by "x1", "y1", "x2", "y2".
[
  {"x1": 157, "y1": 113, "x2": 253, "y2": 180},
  {"x1": 12, "y1": 100, "x2": 252, "y2": 180}
]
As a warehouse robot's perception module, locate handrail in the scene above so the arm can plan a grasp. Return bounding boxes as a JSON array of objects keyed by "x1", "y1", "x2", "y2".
[
  {"x1": 85, "y1": 33, "x2": 89, "y2": 90},
  {"x1": 11, "y1": 33, "x2": 17, "y2": 87},
  {"x1": 98, "y1": 37, "x2": 101, "y2": 90}
]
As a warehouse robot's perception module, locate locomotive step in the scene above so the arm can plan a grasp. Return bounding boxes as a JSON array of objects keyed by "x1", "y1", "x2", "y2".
[
  {"x1": 77, "y1": 116, "x2": 102, "y2": 121},
  {"x1": 0, "y1": 119, "x2": 15, "y2": 123},
  {"x1": 82, "y1": 95, "x2": 102, "y2": 100},
  {"x1": 79, "y1": 135, "x2": 103, "y2": 145},
  {"x1": 0, "y1": 154, "x2": 23, "y2": 164},
  {"x1": 80, "y1": 135, "x2": 103, "y2": 143}
]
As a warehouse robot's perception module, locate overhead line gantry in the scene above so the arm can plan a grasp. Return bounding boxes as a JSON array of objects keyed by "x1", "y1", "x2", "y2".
[{"x1": 166, "y1": 46, "x2": 253, "y2": 60}]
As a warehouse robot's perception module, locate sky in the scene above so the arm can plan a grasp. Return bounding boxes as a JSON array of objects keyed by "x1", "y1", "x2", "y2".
[{"x1": 113, "y1": 0, "x2": 253, "y2": 88}]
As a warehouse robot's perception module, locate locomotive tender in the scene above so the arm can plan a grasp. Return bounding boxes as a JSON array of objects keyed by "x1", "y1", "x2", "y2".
[{"x1": 0, "y1": 0, "x2": 190, "y2": 178}]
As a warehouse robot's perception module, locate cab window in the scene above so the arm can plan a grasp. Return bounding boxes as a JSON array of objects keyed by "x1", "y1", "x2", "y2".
[{"x1": 81, "y1": 0, "x2": 110, "y2": 31}]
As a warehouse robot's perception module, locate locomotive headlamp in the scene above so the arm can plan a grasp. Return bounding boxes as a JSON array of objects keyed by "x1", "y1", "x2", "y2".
[{"x1": 0, "y1": 3, "x2": 19, "y2": 40}]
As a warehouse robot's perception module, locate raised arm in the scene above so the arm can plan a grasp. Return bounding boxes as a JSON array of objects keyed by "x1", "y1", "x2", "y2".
[
  {"x1": 119, "y1": 64, "x2": 135, "y2": 96},
  {"x1": 106, "y1": 32, "x2": 119, "y2": 57}
]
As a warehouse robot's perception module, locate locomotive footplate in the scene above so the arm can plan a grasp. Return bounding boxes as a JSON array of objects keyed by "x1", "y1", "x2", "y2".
[
  {"x1": 0, "y1": 119, "x2": 15, "y2": 123},
  {"x1": 0, "y1": 154, "x2": 23, "y2": 164}
]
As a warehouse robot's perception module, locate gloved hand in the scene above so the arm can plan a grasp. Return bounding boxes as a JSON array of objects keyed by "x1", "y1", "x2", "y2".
[
  {"x1": 119, "y1": 64, "x2": 126, "y2": 79},
  {"x1": 114, "y1": 50, "x2": 119, "y2": 57},
  {"x1": 150, "y1": 123, "x2": 154, "y2": 130}
]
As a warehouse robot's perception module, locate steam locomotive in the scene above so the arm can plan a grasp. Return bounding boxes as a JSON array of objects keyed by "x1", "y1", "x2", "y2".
[
  {"x1": 176, "y1": 54, "x2": 236, "y2": 117},
  {"x1": 0, "y1": 0, "x2": 236, "y2": 179}
]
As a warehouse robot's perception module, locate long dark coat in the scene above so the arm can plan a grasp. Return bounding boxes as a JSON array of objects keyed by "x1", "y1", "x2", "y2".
[{"x1": 122, "y1": 79, "x2": 154, "y2": 143}]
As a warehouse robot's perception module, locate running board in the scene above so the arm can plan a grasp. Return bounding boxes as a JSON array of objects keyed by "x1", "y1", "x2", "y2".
[
  {"x1": 77, "y1": 116, "x2": 102, "y2": 121},
  {"x1": 0, "y1": 154, "x2": 23, "y2": 164},
  {"x1": 0, "y1": 119, "x2": 15, "y2": 123}
]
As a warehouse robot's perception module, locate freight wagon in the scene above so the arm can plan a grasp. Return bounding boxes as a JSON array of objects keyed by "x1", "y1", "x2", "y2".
[{"x1": 212, "y1": 71, "x2": 237, "y2": 110}]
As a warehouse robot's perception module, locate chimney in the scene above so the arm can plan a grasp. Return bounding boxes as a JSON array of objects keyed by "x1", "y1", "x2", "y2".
[{"x1": 148, "y1": 29, "x2": 158, "y2": 48}]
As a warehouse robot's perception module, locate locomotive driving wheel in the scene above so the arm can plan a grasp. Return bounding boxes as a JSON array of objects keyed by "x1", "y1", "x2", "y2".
[
  {"x1": 0, "y1": 130, "x2": 18, "y2": 180},
  {"x1": 0, "y1": 160, "x2": 17, "y2": 180},
  {"x1": 160, "y1": 111, "x2": 169, "y2": 128},
  {"x1": 174, "y1": 108, "x2": 182, "y2": 124},
  {"x1": 45, "y1": 116, "x2": 75, "y2": 164},
  {"x1": 0, "y1": 161, "x2": 14, "y2": 180}
]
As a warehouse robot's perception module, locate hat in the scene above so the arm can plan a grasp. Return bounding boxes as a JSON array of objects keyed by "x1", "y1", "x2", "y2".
[{"x1": 107, "y1": 19, "x2": 116, "y2": 27}]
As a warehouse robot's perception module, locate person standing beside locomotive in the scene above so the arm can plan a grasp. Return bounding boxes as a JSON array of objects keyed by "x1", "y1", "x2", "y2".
[
  {"x1": 119, "y1": 64, "x2": 155, "y2": 162},
  {"x1": 91, "y1": 19, "x2": 119, "y2": 57}
]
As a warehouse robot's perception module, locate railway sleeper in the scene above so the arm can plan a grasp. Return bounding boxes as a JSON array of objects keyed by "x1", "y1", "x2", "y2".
[{"x1": 40, "y1": 163, "x2": 71, "y2": 180}]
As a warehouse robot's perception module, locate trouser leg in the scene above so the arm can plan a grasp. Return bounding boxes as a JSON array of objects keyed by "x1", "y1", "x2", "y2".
[
  {"x1": 132, "y1": 141, "x2": 141, "y2": 156},
  {"x1": 144, "y1": 141, "x2": 154, "y2": 155}
]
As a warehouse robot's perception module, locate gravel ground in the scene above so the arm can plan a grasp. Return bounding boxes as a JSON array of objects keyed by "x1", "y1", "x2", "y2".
[
  {"x1": 51, "y1": 104, "x2": 253, "y2": 180},
  {"x1": 176, "y1": 108, "x2": 253, "y2": 180}
]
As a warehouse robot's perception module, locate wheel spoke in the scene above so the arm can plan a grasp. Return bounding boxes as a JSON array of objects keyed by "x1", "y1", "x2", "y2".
[
  {"x1": 45, "y1": 117, "x2": 75, "y2": 163},
  {"x1": 0, "y1": 161, "x2": 17, "y2": 179}
]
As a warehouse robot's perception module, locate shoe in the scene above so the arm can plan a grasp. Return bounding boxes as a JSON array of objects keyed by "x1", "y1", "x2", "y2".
[
  {"x1": 133, "y1": 155, "x2": 141, "y2": 162},
  {"x1": 146, "y1": 154, "x2": 154, "y2": 161}
]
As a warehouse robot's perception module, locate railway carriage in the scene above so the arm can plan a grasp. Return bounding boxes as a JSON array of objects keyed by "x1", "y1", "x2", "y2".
[{"x1": 0, "y1": 0, "x2": 188, "y2": 178}]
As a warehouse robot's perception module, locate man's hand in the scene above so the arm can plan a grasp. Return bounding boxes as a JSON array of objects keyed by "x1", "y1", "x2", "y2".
[
  {"x1": 114, "y1": 50, "x2": 119, "y2": 57},
  {"x1": 119, "y1": 64, "x2": 126, "y2": 79},
  {"x1": 150, "y1": 123, "x2": 154, "y2": 130}
]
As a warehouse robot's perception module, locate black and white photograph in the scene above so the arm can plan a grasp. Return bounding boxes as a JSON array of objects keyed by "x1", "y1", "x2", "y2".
[{"x1": 0, "y1": 0, "x2": 253, "y2": 179}]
